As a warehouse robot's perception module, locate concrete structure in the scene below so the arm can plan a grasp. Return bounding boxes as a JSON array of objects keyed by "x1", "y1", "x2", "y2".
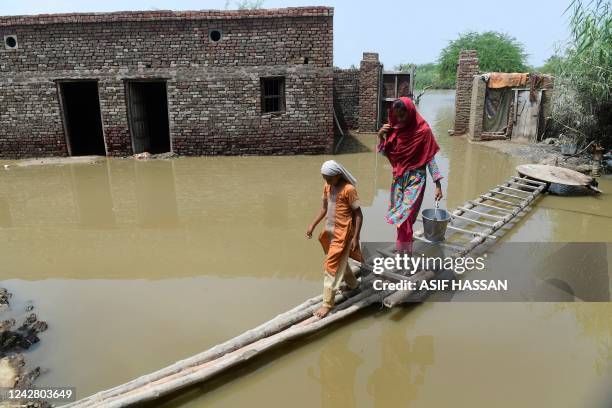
[{"x1": 0, "y1": 7, "x2": 336, "y2": 158}]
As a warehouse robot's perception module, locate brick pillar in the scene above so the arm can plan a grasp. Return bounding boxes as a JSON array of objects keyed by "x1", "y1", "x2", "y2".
[
  {"x1": 358, "y1": 52, "x2": 382, "y2": 132},
  {"x1": 468, "y1": 75, "x2": 486, "y2": 141},
  {"x1": 453, "y1": 50, "x2": 479, "y2": 135}
]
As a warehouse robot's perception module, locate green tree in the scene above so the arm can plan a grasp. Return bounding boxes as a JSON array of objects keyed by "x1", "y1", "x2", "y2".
[
  {"x1": 537, "y1": 55, "x2": 564, "y2": 74},
  {"x1": 395, "y1": 62, "x2": 452, "y2": 90},
  {"x1": 438, "y1": 31, "x2": 528, "y2": 87}
]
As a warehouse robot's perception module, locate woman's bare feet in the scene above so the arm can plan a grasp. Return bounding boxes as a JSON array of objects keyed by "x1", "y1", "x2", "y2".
[{"x1": 313, "y1": 305, "x2": 331, "y2": 318}]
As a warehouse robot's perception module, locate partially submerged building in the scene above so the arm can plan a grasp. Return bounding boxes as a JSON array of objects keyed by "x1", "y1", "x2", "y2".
[
  {"x1": 1, "y1": 7, "x2": 337, "y2": 158},
  {"x1": 453, "y1": 50, "x2": 554, "y2": 142},
  {"x1": 0, "y1": 7, "x2": 415, "y2": 159}
]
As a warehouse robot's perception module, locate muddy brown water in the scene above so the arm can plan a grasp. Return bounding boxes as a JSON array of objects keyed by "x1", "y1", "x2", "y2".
[{"x1": 0, "y1": 90, "x2": 610, "y2": 407}]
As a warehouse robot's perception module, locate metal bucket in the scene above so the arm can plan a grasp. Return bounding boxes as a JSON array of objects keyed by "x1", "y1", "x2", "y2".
[{"x1": 422, "y1": 208, "x2": 451, "y2": 242}]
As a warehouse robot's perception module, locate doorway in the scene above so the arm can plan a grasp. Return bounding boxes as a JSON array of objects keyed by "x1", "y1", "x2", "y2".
[
  {"x1": 126, "y1": 81, "x2": 171, "y2": 154},
  {"x1": 58, "y1": 81, "x2": 106, "y2": 156}
]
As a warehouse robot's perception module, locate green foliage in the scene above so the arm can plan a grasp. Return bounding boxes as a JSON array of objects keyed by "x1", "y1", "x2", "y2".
[
  {"x1": 536, "y1": 55, "x2": 564, "y2": 75},
  {"x1": 437, "y1": 31, "x2": 528, "y2": 86},
  {"x1": 551, "y1": 0, "x2": 611, "y2": 145},
  {"x1": 413, "y1": 63, "x2": 439, "y2": 90},
  {"x1": 395, "y1": 62, "x2": 453, "y2": 91}
]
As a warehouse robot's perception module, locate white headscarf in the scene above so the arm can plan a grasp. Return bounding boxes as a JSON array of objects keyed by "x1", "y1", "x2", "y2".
[{"x1": 320, "y1": 160, "x2": 357, "y2": 186}]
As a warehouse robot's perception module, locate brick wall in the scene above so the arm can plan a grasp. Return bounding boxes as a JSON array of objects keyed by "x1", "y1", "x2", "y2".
[
  {"x1": 333, "y1": 68, "x2": 359, "y2": 130},
  {"x1": 453, "y1": 50, "x2": 479, "y2": 135},
  {"x1": 0, "y1": 80, "x2": 67, "y2": 157},
  {"x1": 0, "y1": 7, "x2": 334, "y2": 158},
  {"x1": 358, "y1": 52, "x2": 382, "y2": 132}
]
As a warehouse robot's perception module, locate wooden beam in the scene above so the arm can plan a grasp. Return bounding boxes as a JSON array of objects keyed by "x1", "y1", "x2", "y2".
[{"x1": 73, "y1": 283, "x2": 395, "y2": 408}]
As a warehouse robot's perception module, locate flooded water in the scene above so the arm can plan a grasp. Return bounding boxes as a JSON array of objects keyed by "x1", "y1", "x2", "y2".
[{"x1": 0, "y1": 90, "x2": 610, "y2": 407}]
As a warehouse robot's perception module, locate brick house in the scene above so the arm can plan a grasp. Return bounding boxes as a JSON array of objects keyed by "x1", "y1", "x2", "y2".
[{"x1": 0, "y1": 7, "x2": 337, "y2": 158}]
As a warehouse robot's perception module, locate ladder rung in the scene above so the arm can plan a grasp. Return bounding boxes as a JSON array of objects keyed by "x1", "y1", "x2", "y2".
[
  {"x1": 457, "y1": 207, "x2": 505, "y2": 220},
  {"x1": 513, "y1": 176, "x2": 547, "y2": 186},
  {"x1": 451, "y1": 213, "x2": 496, "y2": 228},
  {"x1": 480, "y1": 195, "x2": 522, "y2": 207},
  {"x1": 413, "y1": 234, "x2": 467, "y2": 251},
  {"x1": 447, "y1": 224, "x2": 497, "y2": 239},
  {"x1": 489, "y1": 190, "x2": 525, "y2": 200},
  {"x1": 470, "y1": 201, "x2": 514, "y2": 213},
  {"x1": 499, "y1": 185, "x2": 533, "y2": 195},
  {"x1": 506, "y1": 181, "x2": 539, "y2": 190}
]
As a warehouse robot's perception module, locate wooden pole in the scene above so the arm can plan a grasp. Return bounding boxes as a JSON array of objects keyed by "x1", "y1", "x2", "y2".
[
  {"x1": 66, "y1": 272, "x2": 383, "y2": 408},
  {"x1": 68, "y1": 282, "x2": 394, "y2": 408}
]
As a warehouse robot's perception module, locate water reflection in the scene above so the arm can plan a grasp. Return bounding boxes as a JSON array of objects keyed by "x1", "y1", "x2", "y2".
[
  {"x1": 0, "y1": 197, "x2": 12, "y2": 227},
  {"x1": 135, "y1": 160, "x2": 178, "y2": 228},
  {"x1": 308, "y1": 330, "x2": 362, "y2": 408},
  {"x1": 71, "y1": 161, "x2": 115, "y2": 228},
  {"x1": 367, "y1": 328, "x2": 434, "y2": 407}
]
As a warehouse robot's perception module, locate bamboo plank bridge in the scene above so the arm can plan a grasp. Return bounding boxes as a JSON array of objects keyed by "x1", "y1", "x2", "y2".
[{"x1": 65, "y1": 175, "x2": 547, "y2": 407}]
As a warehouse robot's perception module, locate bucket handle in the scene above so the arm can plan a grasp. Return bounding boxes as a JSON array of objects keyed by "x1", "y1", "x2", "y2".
[{"x1": 434, "y1": 198, "x2": 452, "y2": 224}]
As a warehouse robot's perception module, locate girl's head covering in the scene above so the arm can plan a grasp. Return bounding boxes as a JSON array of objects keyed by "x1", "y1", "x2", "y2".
[
  {"x1": 321, "y1": 160, "x2": 357, "y2": 186},
  {"x1": 381, "y1": 97, "x2": 440, "y2": 178}
]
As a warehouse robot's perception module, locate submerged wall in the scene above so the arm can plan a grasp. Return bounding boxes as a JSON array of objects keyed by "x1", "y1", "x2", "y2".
[
  {"x1": 0, "y1": 8, "x2": 334, "y2": 158},
  {"x1": 333, "y1": 52, "x2": 384, "y2": 134},
  {"x1": 333, "y1": 68, "x2": 359, "y2": 130},
  {"x1": 358, "y1": 52, "x2": 383, "y2": 132}
]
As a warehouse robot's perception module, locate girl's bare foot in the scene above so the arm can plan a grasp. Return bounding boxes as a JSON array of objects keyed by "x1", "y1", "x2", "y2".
[{"x1": 314, "y1": 305, "x2": 331, "y2": 318}]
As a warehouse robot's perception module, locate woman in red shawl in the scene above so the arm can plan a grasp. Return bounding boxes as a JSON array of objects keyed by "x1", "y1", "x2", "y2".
[{"x1": 377, "y1": 97, "x2": 444, "y2": 252}]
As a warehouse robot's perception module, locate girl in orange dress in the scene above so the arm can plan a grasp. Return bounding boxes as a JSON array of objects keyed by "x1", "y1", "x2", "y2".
[{"x1": 306, "y1": 160, "x2": 363, "y2": 318}]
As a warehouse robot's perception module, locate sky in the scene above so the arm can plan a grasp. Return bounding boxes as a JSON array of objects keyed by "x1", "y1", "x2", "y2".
[{"x1": 1, "y1": 0, "x2": 572, "y2": 68}]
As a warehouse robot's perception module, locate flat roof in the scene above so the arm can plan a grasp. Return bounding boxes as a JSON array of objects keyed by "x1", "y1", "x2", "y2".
[{"x1": 0, "y1": 6, "x2": 333, "y2": 27}]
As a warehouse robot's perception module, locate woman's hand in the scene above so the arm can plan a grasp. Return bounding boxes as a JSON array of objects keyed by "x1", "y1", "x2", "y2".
[
  {"x1": 350, "y1": 237, "x2": 360, "y2": 252},
  {"x1": 377, "y1": 124, "x2": 391, "y2": 139},
  {"x1": 306, "y1": 224, "x2": 315, "y2": 239},
  {"x1": 434, "y1": 183, "x2": 443, "y2": 202}
]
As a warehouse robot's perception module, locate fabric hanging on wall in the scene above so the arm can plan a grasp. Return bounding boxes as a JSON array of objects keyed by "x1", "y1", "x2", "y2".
[
  {"x1": 487, "y1": 72, "x2": 528, "y2": 89},
  {"x1": 484, "y1": 87, "x2": 513, "y2": 132}
]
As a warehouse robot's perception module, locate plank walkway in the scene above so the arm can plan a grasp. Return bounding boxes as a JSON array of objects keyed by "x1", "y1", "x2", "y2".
[{"x1": 64, "y1": 176, "x2": 546, "y2": 407}]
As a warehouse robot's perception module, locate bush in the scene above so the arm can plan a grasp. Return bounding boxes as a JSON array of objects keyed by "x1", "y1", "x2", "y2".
[{"x1": 550, "y1": 0, "x2": 611, "y2": 146}]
